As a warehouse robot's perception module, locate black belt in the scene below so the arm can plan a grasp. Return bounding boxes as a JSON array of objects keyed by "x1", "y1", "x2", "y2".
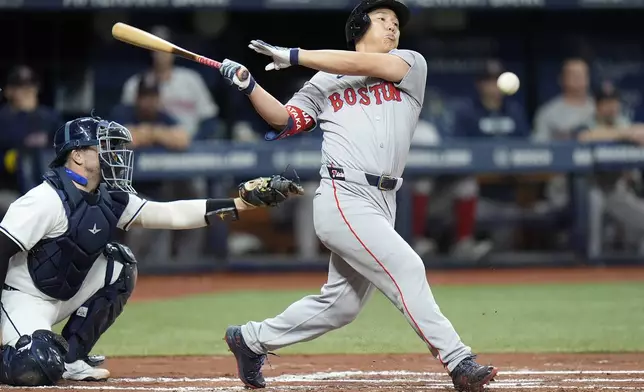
[
  {"x1": 326, "y1": 166, "x2": 398, "y2": 191},
  {"x1": 3, "y1": 284, "x2": 18, "y2": 292},
  {"x1": 365, "y1": 173, "x2": 398, "y2": 191}
]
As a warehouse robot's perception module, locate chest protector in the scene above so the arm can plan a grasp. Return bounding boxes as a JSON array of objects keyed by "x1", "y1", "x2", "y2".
[{"x1": 28, "y1": 167, "x2": 122, "y2": 301}]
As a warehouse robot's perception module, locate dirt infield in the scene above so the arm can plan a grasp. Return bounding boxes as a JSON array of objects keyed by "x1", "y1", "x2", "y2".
[
  {"x1": 19, "y1": 352, "x2": 644, "y2": 391},
  {"x1": 12, "y1": 266, "x2": 644, "y2": 391}
]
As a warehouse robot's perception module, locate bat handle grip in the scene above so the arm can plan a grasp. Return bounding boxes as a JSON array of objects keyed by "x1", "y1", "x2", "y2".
[{"x1": 197, "y1": 56, "x2": 222, "y2": 69}]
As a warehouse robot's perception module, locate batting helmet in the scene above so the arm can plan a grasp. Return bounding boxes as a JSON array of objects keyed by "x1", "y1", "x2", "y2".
[{"x1": 345, "y1": 0, "x2": 410, "y2": 49}]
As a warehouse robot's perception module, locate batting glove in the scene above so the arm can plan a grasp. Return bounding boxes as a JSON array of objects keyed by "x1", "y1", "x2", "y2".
[
  {"x1": 220, "y1": 59, "x2": 256, "y2": 95},
  {"x1": 248, "y1": 40, "x2": 300, "y2": 71}
]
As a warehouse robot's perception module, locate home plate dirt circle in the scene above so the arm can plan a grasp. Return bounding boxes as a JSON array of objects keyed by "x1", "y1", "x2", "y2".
[{"x1": 6, "y1": 353, "x2": 644, "y2": 392}]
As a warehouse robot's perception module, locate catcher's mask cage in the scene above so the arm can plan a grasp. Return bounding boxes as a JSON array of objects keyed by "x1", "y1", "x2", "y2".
[
  {"x1": 97, "y1": 120, "x2": 136, "y2": 193},
  {"x1": 345, "y1": 0, "x2": 411, "y2": 49}
]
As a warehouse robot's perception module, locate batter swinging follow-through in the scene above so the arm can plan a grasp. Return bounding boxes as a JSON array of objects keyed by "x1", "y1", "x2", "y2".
[{"x1": 218, "y1": 1, "x2": 499, "y2": 391}]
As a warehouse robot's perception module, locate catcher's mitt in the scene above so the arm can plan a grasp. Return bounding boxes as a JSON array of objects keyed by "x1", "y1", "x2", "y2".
[{"x1": 239, "y1": 175, "x2": 304, "y2": 207}]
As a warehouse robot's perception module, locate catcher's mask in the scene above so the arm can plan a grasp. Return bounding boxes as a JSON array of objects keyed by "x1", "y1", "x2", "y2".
[{"x1": 97, "y1": 120, "x2": 136, "y2": 193}]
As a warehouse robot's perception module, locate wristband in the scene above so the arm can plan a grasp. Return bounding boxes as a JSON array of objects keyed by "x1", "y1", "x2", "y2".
[
  {"x1": 289, "y1": 48, "x2": 300, "y2": 66},
  {"x1": 242, "y1": 76, "x2": 257, "y2": 96},
  {"x1": 205, "y1": 198, "x2": 239, "y2": 224}
]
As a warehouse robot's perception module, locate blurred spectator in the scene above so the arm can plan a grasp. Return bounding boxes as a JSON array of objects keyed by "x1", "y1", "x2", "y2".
[
  {"x1": 410, "y1": 120, "x2": 441, "y2": 257},
  {"x1": 532, "y1": 58, "x2": 596, "y2": 210},
  {"x1": 575, "y1": 85, "x2": 644, "y2": 256},
  {"x1": 120, "y1": 25, "x2": 219, "y2": 139},
  {"x1": 452, "y1": 60, "x2": 530, "y2": 139},
  {"x1": 0, "y1": 65, "x2": 62, "y2": 217},
  {"x1": 421, "y1": 61, "x2": 531, "y2": 260},
  {"x1": 452, "y1": 61, "x2": 530, "y2": 258},
  {"x1": 533, "y1": 58, "x2": 594, "y2": 142},
  {"x1": 111, "y1": 73, "x2": 189, "y2": 150},
  {"x1": 111, "y1": 74, "x2": 203, "y2": 264}
]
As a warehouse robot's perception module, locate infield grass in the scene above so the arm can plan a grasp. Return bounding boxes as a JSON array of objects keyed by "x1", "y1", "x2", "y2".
[{"x1": 80, "y1": 282, "x2": 644, "y2": 356}]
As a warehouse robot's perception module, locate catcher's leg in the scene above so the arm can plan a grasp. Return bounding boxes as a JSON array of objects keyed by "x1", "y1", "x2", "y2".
[
  {"x1": 56, "y1": 244, "x2": 137, "y2": 381},
  {"x1": 1, "y1": 290, "x2": 66, "y2": 386}
]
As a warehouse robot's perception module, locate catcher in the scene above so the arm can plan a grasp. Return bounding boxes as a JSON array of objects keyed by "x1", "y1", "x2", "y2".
[{"x1": 0, "y1": 116, "x2": 302, "y2": 386}]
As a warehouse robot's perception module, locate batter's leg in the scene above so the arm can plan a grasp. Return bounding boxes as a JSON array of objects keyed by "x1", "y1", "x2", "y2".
[
  {"x1": 241, "y1": 251, "x2": 373, "y2": 353},
  {"x1": 226, "y1": 251, "x2": 374, "y2": 388},
  {"x1": 315, "y1": 182, "x2": 483, "y2": 373},
  {"x1": 318, "y1": 183, "x2": 497, "y2": 391}
]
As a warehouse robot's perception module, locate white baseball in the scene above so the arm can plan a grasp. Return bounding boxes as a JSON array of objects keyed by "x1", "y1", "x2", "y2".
[{"x1": 497, "y1": 72, "x2": 520, "y2": 95}]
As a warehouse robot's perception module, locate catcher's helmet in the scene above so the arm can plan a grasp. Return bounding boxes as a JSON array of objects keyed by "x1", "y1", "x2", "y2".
[
  {"x1": 345, "y1": 0, "x2": 410, "y2": 49},
  {"x1": 50, "y1": 116, "x2": 136, "y2": 192},
  {"x1": 51, "y1": 117, "x2": 101, "y2": 168}
]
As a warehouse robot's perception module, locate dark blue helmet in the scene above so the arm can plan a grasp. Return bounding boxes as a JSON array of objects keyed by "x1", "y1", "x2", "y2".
[
  {"x1": 50, "y1": 116, "x2": 136, "y2": 193},
  {"x1": 50, "y1": 117, "x2": 100, "y2": 168}
]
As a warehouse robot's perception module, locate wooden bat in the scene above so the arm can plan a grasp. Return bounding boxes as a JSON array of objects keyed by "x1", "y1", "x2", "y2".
[{"x1": 111, "y1": 22, "x2": 249, "y2": 82}]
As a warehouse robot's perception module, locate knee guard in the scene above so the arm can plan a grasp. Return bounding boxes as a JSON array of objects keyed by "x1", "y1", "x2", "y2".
[
  {"x1": 62, "y1": 243, "x2": 137, "y2": 363},
  {"x1": 0, "y1": 330, "x2": 69, "y2": 386}
]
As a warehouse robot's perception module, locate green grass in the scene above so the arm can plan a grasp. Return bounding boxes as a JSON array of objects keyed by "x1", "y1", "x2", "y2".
[{"x1": 75, "y1": 282, "x2": 644, "y2": 357}]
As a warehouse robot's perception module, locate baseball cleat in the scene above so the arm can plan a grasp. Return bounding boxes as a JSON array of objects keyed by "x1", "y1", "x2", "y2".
[
  {"x1": 84, "y1": 354, "x2": 106, "y2": 367},
  {"x1": 224, "y1": 325, "x2": 267, "y2": 389},
  {"x1": 63, "y1": 359, "x2": 110, "y2": 381},
  {"x1": 450, "y1": 356, "x2": 498, "y2": 392}
]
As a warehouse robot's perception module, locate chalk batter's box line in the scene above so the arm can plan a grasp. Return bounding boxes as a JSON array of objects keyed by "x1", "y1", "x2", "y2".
[
  {"x1": 110, "y1": 369, "x2": 644, "y2": 383},
  {"x1": 7, "y1": 384, "x2": 644, "y2": 391},
  {"x1": 5, "y1": 370, "x2": 644, "y2": 391}
]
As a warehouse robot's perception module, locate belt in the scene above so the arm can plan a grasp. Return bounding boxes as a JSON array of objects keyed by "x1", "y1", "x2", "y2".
[{"x1": 321, "y1": 165, "x2": 403, "y2": 192}]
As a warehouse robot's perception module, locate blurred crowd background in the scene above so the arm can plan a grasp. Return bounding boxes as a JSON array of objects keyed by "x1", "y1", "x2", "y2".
[{"x1": 2, "y1": 4, "x2": 644, "y2": 272}]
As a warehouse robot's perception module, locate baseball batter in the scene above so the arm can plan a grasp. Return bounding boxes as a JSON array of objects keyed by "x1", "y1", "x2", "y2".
[
  {"x1": 218, "y1": 1, "x2": 498, "y2": 391},
  {"x1": 0, "y1": 116, "x2": 302, "y2": 387}
]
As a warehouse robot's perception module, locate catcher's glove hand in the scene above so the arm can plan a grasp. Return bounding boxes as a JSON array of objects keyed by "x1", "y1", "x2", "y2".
[{"x1": 239, "y1": 175, "x2": 304, "y2": 207}]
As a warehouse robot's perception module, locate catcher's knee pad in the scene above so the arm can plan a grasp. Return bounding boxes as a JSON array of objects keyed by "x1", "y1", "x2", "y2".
[
  {"x1": 62, "y1": 254, "x2": 137, "y2": 363},
  {"x1": 0, "y1": 330, "x2": 69, "y2": 386}
]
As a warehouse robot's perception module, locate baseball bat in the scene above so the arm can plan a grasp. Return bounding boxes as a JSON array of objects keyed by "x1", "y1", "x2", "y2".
[{"x1": 111, "y1": 22, "x2": 249, "y2": 82}]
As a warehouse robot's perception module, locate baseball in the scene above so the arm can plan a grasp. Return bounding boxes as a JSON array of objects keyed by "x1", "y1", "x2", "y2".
[{"x1": 497, "y1": 72, "x2": 520, "y2": 95}]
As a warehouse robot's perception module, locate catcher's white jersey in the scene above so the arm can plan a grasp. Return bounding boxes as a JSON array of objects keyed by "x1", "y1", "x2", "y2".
[{"x1": 0, "y1": 182, "x2": 146, "y2": 299}]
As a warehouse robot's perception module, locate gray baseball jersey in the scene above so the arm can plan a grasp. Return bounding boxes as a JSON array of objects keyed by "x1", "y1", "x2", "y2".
[
  {"x1": 287, "y1": 49, "x2": 425, "y2": 178},
  {"x1": 240, "y1": 49, "x2": 474, "y2": 372}
]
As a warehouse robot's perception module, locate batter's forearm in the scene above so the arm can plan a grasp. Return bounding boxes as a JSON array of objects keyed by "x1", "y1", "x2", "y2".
[
  {"x1": 248, "y1": 85, "x2": 290, "y2": 128},
  {"x1": 135, "y1": 198, "x2": 253, "y2": 229},
  {"x1": 298, "y1": 50, "x2": 366, "y2": 75},
  {"x1": 297, "y1": 50, "x2": 407, "y2": 82}
]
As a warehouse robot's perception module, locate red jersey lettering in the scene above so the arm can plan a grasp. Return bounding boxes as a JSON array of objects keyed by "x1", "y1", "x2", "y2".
[
  {"x1": 344, "y1": 88, "x2": 357, "y2": 105},
  {"x1": 357, "y1": 87, "x2": 370, "y2": 105},
  {"x1": 368, "y1": 84, "x2": 385, "y2": 105},
  {"x1": 383, "y1": 82, "x2": 402, "y2": 102},
  {"x1": 329, "y1": 93, "x2": 344, "y2": 112},
  {"x1": 327, "y1": 82, "x2": 402, "y2": 113}
]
